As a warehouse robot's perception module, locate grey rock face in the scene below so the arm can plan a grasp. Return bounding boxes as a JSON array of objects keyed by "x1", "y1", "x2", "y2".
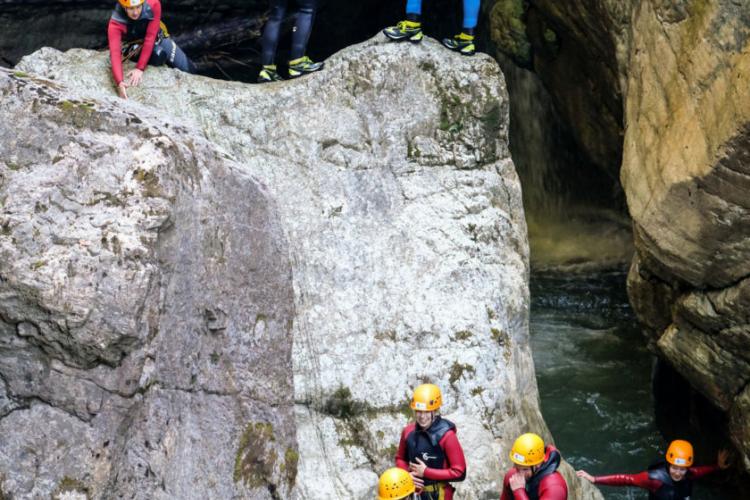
[
  {"x1": 8, "y1": 37, "x2": 602, "y2": 498},
  {"x1": 0, "y1": 69, "x2": 296, "y2": 498}
]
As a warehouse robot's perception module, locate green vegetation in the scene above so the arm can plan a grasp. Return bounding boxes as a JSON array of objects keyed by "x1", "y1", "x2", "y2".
[
  {"x1": 53, "y1": 476, "x2": 89, "y2": 499},
  {"x1": 481, "y1": 104, "x2": 503, "y2": 133},
  {"x1": 453, "y1": 330, "x2": 473, "y2": 341},
  {"x1": 133, "y1": 168, "x2": 163, "y2": 198},
  {"x1": 282, "y1": 448, "x2": 299, "y2": 486},
  {"x1": 449, "y1": 362, "x2": 476, "y2": 387},
  {"x1": 490, "y1": 0, "x2": 532, "y2": 66},
  {"x1": 233, "y1": 422, "x2": 277, "y2": 488},
  {"x1": 12, "y1": 71, "x2": 28, "y2": 78}
]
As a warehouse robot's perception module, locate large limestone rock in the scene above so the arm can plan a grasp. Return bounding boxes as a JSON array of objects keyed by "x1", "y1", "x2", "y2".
[{"x1": 5, "y1": 37, "x2": 601, "y2": 498}]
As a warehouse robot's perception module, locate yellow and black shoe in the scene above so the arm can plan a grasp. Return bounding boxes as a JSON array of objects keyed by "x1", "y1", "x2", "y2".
[
  {"x1": 288, "y1": 56, "x2": 324, "y2": 78},
  {"x1": 442, "y1": 32, "x2": 476, "y2": 56},
  {"x1": 383, "y1": 20, "x2": 423, "y2": 43},
  {"x1": 258, "y1": 64, "x2": 283, "y2": 83}
]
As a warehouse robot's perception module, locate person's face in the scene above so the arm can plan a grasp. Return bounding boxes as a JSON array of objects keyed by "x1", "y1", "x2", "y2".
[
  {"x1": 517, "y1": 465, "x2": 534, "y2": 479},
  {"x1": 669, "y1": 464, "x2": 688, "y2": 481},
  {"x1": 125, "y1": 5, "x2": 143, "y2": 20},
  {"x1": 415, "y1": 410, "x2": 434, "y2": 429}
]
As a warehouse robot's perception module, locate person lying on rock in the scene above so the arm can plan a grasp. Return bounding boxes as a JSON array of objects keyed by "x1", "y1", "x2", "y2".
[
  {"x1": 500, "y1": 433, "x2": 568, "y2": 500},
  {"x1": 257, "y1": 0, "x2": 324, "y2": 83},
  {"x1": 576, "y1": 439, "x2": 731, "y2": 500},
  {"x1": 108, "y1": 0, "x2": 196, "y2": 99},
  {"x1": 395, "y1": 383, "x2": 466, "y2": 500},
  {"x1": 377, "y1": 467, "x2": 417, "y2": 500},
  {"x1": 383, "y1": 0, "x2": 481, "y2": 56}
]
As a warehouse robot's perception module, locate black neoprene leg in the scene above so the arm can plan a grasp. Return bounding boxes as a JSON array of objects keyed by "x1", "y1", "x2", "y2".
[
  {"x1": 289, "y1": 0, "x2": 317, "y2": 61},
  {"x1": 261, "y1": 0, "x2": 287, "y2": 66}
]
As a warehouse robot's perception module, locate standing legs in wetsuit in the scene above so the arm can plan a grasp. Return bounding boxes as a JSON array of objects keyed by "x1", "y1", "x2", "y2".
[
  {"x1": 383, "y1": 0, "x2": 481, "y2": 56},
  {"x1": 258, "y1": 0, "x2": 324, "y2": 83}
]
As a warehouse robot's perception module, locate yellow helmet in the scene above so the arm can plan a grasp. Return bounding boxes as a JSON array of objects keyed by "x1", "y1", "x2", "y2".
[
  {"x1": 377, "y1": 467, "x2": 415, "y2": 500},
  {"x1": 509, "y1": 433, "x2": 546, "y2": 467},
  {"x1": 666, "y1": 440, "x2": 694, "y2": 467},
  {"x1": 410, "y1": 384, "x2": 442, "y2": 411},
  {"x1": 118, "y1": 0, "x2": 145, "y2": 7}
]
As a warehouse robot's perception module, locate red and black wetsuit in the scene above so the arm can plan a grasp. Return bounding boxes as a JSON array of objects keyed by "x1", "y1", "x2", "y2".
[
  {"x1": 592, "y1": 462, "x2": 720, "y2": 500},
  {"x1": 107, "y1": 0, "x2": 162, "y2": 85},
  {"x1": 395, "y1": 416, "x2": 466, "y2": 500},
  {"x1": 500, "y1": 446, "x2": 568, "y2": 500}
]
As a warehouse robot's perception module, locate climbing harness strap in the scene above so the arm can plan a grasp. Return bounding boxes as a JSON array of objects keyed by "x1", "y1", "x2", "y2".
[{"x1": 121, "y1": 21, "x2": 169, "y2": 62}]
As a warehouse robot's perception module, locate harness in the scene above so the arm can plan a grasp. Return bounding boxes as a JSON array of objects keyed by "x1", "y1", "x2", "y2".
[
  {"x1": 647, "y1": 462, "x2": 693, "y2": 500},
  {"x1": 111, "y1": 2, "x2": 169, "y2": 62},
  {"x1": 524, "y1": 447, "x2": 562, "y2": 500}
]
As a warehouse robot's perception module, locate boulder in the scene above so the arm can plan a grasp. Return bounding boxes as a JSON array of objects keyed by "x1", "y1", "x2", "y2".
[{"x1": 6, "y1": 36, "x2": 602, "y2": 498}]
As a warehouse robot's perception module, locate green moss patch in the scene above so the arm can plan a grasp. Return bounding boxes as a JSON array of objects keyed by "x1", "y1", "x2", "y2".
[{"x1": 234, "y1": 422, "x2": 278, "y2": 488}]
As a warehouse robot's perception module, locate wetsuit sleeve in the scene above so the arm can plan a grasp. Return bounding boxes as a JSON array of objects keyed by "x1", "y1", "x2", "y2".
[
  {"x1": 395, "y1": 427, "x2": 410, "y2": 471},
  {"x1": 689, "y1": 464, "x2": 719, "y2": 480},
  {"x1": 107, "y1": 19, "x2": 127, "y2": 84},
  {"x1": 423, "y1": 430, "x2": 466, "y2": 481},
  {"x1": 593, "y1": 472, "x2": 661, "y2": 492},
  {"x1": 500, "y1": 469, "x2": 523, "y2": 500},
  {"x1": 538, "y1": 473, "x2": 568, "y2": 499},
  {"x1": 136, "y1": 0, "x2": 161, "y2": 71}
]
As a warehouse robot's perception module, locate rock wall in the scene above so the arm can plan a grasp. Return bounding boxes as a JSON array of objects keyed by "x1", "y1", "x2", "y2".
[
  {"x1": 0, "y1": 70, "x2": 296, "y2": 497},
  {"x1": 489, "y1": 0, "x2": 750, "y2": 471},
  {"x1": 621, "y1": 0, "x2": 750, "y2": 471},
  {"x1": 4, "y1": 37, "x2": 603, "y2": 498}
]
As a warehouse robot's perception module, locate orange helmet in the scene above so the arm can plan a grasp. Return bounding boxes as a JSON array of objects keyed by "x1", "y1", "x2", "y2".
[
  {"x1": 410, "y1": 384, "x2": 442, "y2": 411},
  {"x1": 666, "y1": 440, "x2": 693, "y2": 467},
  {"x1": 377, "y1": 468, "x2": 415, "y2": 500},
  {"x1": 118, "y1": 0, "x2": 145, "y2": 7},
  {"x1": 509, "y1": 433, "x2": 546, "y2": 467}
]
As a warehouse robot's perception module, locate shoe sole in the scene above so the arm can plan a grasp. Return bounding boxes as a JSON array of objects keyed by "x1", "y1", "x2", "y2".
[
  {"x1": 288, "y1": 67, "x2": 324, "y2": 78},
  {"x1": 442, "y1": 43, "x2": 475, "y2": 56},
  {"x1": 383, "y1": 30, "x2": 423, "y2": 43}
]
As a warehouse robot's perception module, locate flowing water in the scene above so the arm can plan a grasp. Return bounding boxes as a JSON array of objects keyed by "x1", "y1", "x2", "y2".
[{"x1": 530, "y1": 269, "x2": 734, "y2": 500}]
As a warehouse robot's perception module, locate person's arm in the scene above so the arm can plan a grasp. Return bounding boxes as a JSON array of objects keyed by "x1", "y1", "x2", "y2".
[
  {"x1": 395, "y1": 428, "x2": 410, "y2": 470},
  {"x1": 135, "y1": 0, "x2": 161, "y2": 70},
  {"x1": 107, "y1": 19, "x2": 127, "y2": 85},
  {"x1": 422, "y1": 430, "x2": 466, "y2": 481},
  {"x1": 592, "y1": 471, "x2": 661, "y2": 492},
  {"x1": 689, "y1": 465, "x2": 719, "y2": 480},
  {"x1": 538, "y1": 473, "x2": 568, "y2": 500}
]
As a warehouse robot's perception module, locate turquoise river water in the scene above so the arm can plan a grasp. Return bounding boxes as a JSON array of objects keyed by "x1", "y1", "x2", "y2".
[{"x1": 529, "y1": 269, "x2": 738, "y2": 500}]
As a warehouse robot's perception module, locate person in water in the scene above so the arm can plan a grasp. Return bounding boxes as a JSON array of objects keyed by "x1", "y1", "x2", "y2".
[
  {"x1": 378, "y1": 467, "x2": 416, "y2": 500},
  {"x1": 500, "y1": 433, "x2": 568, "y2": 500},
  {"x1": 383, "y1": 0, "x2": 482, "y2": 56},
  {"x1": 257, "y1": 0, "x2": 324, "y2": 83},
  {"x1": 395, "y1": 383, "x2": 466, "y2": 500},
  {"x1": 107, "y1": 0, "x2": 196, "y2": 99},
  {"x1": 576, "y1": 439, "x2": 731, "y2": 500}
]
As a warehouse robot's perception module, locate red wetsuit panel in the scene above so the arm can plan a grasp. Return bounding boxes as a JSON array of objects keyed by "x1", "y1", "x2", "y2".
[
  {"x1": 500, "y1": 468, "x2": 568, "y2": 500},
  {"x1": 395, "y1": 422, "x2": 467, "y2": 500},
  {"x1": 107, "y1": 0, "x2": 162, "y2": 84},
  {"x1": 593, "y1": 465, "x2": 720, "y2": 492}
]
